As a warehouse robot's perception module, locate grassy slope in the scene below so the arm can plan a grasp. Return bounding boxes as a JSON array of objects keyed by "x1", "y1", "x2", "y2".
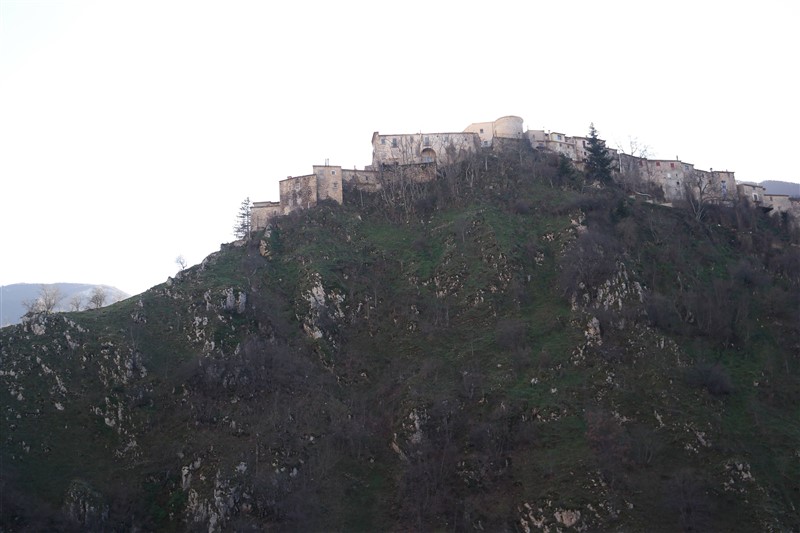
[{"x1": 2, "y1": 151, "x2": 799, "y2": 531}]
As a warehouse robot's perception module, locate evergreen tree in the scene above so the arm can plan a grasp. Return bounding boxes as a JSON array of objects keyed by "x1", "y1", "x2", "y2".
[
  {"x1": 557, "y1": 153, "x2": 581, "y2": 189},
  {"x1": 233, "y1": 197, "x2": 252, "y2": 239},
  {"x1": 585, "y1": 123, "x2": 614, "y2": 184}
]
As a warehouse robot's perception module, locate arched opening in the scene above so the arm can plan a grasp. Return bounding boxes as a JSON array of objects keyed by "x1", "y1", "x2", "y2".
[{"x1": 421, "y1": 148, "x2": 436, "y2": 164}]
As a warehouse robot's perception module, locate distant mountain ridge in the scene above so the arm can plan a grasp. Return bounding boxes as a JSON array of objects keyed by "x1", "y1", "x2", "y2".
[
  {"x1": 0, "y1": 283, "x2": 129, "y2": 327},
  {"x1": 759, "y1": 180, "x2": 800, "y2": 197}
]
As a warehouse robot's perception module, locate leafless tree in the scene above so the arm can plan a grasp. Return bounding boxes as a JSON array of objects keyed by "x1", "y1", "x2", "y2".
[
  {"x1": 616, "y1": 137, "x2": 652, "y2": 193},
  {"x1": 68, "y1": 294, "x2": 84, "y2": 312},
  {"x1": 617, "y1": 136, "x2": 651, "y2": 160},
  {"x1": 88, "y1": 286, "x2": 107, "y2": 309},
  {"x1": 175, "y1": 254, "x2": 187, "y2": 272},
  {"x1": 22, "y1": 285, "x2": 63, "y2": 314},
  {"x1": 684, "y1": 171, "x2": 723, "y2": 221}
]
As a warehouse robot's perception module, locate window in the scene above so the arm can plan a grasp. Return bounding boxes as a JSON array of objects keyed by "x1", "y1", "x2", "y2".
[
  {"x1": 333, "y1": 183, "x2": 338, "y2": 189},
  {"x1": 670, "y1": 162, "x2": 675, "y2": 168},
  {"x1": 423, "y1": 136, "x2": 430, "y2": 146},
  {"x1": 381, "y1": 138, "x2": 385, "y2": 145},
  {"x1": 639, "y1": 161, "x2": 643, "y2": 167},
  {"x1": 392, "y1": 138, "x2": 397, "y2": 148},
  {"x1": 331, "y1": 170, "x2": 336, "y2": 175},
  {"x1": 479, "y1": 128, "x2": 484, "y2": 134},
  {"x1": 753, "y1": 193, "x2": 759, "y2": 202},
  {"x1": 656, "y1": 161, "x2": 661, "y2": 166}
]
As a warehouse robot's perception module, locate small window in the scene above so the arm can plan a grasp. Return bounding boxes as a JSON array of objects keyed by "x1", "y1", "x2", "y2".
[
  {"x1": 656, "y1": 162, "x2": 661, "y2": 166},
  {"x1": 392, "y1": 138, "x2": 397, "y2": 147},
  {"x1": 670, "y1": 162, "x2": 675, "y2": 168},
  {"x1": 381, "y1": 138, "x2": 385, "y2": 145},
  {"x1": 753, "y1": 193, "x2": 759, "y2": 202},
  {"x1": 333, "y1": 183, "x2": 338, "y2": 189},
  {"x1": 479, "y1": 128, "x2": 484, "y2": 134},
  {"x1": 331, "y1": 170, "x2": 336, "y2": 175},
  {"x1": 639, "y1": 161, "x2": 643, "y2": 167}
]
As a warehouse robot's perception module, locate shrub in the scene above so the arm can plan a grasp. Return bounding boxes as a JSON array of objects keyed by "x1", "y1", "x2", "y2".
[
  {"x1": 687, "y1": 361, "x2": 734, "y2": 396},
  {"x1": 664, "y1": 468, "x2": 713, "y2": 532},
  {"x1": 495, "y1": 318, "x2": 527, "y2": 351}
]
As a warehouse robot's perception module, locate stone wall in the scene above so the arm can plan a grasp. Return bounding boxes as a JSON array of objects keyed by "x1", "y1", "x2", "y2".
[
  {"x1": 372, "y1": 132, "x2": 480, "y2": 168},
  {"x1": 280, "y1": 174, "x2": 317, "y2": 212},
  {"x1": 764, "y1": 194, "x2": 793, "y2": 213},
  {"x1": 463, "y1": 121, "x2": 494, "y2": 146},
  {"x1": 342, "y1": 168, "x2": 381, "y2": 192},
  {"x1": 251, "y1": 201, "x2": 282, "y2": 230},
  {"x1": 313, "y1": 165, "x2": 343, "y2": 205}
]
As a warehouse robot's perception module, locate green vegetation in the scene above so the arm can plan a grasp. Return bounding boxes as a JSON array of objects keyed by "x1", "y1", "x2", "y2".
[{"x1": 1, "y1": 142, "x2": 798, "y2": 531}]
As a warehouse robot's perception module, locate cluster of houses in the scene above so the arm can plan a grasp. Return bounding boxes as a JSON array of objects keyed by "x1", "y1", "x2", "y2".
[{"x1": 251, "y1": 116, "x2": 798, "y2": 230}]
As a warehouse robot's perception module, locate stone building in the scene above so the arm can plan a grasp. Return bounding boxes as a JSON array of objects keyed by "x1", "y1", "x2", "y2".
[
  {"x1": 737, "y1": 183, "x2": 767, "y2": 205},
  {"x1": 370, "y1": 116, "x2": 526, "y2": 169},
  {"x1": 463, "y1": 115, "x2": 525, "y2": 147},
  {"x1": 250, "y1": 163, "x2": 383, "y2": 230},
  {"x1": 526, "y1": 130, "x2": 616, "y2": 171},
  {"x1": 370, "y1": 131, "x2": 480, "y2": 168},
  {"x1": 251, "y1": 201, "x2": 281, "y2": 230},
  {"x1": 763, "y1": 194, "x2": 794, "y2": 214},
  {"x1": 618, "y1": 153, "x2": 736, "y2": 204},
  {"x1": 251, "y1": 115, "x2": 791, "y2": 231}
]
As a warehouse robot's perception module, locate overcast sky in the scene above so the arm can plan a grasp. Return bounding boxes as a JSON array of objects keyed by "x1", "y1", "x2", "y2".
[{"x1": 2, "y1": 0, "x2": 798, "y2": 296}]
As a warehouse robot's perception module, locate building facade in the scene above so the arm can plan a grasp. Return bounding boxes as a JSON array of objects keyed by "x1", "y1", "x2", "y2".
[{"x1": 251, "y1": 116, "x2": 791, "y2": 231}]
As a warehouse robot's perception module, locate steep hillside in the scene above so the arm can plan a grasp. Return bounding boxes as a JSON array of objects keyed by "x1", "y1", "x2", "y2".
[{"x1": 2, "y1": 147, "x2": 799, "y2": 531}]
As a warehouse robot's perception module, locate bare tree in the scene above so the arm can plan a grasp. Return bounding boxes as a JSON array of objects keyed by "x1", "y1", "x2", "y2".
[
  {"x1": 616, "y1": 137, "x2": 652, "y2": 193},
  {"x1": 22, "y1": 285, "x2": 63, "y2": 314},
  {"x1": 68, "y1": 294, "x2": 84, "y2": 312},
  {"x1": 175, "y1": 254, "x2": 187, "y2": 272},
  {"x1": 617, "y1": 136, "x2": 651, "y2": 160},
  {"x1": 88, "y1": 286, "x2": 107, "y2": 309},
  {"x1": 20, "y1": 298, "x2": 41, "y2": 315},
  {"x1": 41, "y1": 285, "x2": 63, "y2": 313},
  {"x1": 684, "y1": 171, "x2": 723, "y2": 221}
]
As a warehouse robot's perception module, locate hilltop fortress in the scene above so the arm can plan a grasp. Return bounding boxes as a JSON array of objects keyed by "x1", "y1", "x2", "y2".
[{"x1": 251, "y1": 116, "x2": 798, "y2": 229}]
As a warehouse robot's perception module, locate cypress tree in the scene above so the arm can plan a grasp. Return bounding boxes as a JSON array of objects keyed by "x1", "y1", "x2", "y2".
[
  {"x1": 585, "y1": 123, "x2": 614, "y2": 184},
  {"x1": 233, "y1": 197, "x2": 252, "y2": 239}
]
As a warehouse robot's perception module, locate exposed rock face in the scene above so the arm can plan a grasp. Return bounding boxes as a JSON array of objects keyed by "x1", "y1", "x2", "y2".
[
  {"x1": 63, "y1": 479, "x2": 108, "y2": 529},
  {"x1": 299, "y1": 272, "x2": 344, "y2": 341},
  {"x1": 2, "y1": 174, "x2": 797, "y2": 532},
  {"x1": 222, "y1": 288, "x2": 247, "y2": 314}
]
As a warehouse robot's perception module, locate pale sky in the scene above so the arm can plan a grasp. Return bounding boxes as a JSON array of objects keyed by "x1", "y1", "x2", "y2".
[{"x1": 2, "y1": 0, "x2": 798, "y2": 296}]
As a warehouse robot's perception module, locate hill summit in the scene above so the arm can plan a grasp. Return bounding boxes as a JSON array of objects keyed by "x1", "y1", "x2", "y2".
[{"x1": 1, "y1": 144, "x2": 799, "y2": 531}]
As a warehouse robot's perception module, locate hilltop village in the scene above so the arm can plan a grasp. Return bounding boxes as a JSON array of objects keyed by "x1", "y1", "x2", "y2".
[{"x1": 251, "y1": 116, "x2": 799, "y2": 229}]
